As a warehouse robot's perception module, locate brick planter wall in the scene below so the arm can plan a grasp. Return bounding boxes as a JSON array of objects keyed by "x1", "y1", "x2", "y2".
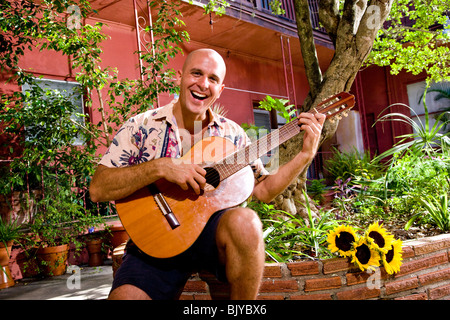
[{"x1": 179, "y1": 233, "x2": 450, "y2": 300}]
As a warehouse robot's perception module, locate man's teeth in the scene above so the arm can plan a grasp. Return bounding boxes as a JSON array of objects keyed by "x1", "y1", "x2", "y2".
[{"x1": 192, "y1": 92, "x2": 207, "y2": 100}]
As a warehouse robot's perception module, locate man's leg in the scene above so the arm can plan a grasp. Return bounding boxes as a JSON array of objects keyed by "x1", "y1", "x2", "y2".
[
  {"x1": 215, "y1": 207, "x2": 265, "y2": 300},
  {"x1": 108, "y1": 284, "x2": 152, "y2": 300}
]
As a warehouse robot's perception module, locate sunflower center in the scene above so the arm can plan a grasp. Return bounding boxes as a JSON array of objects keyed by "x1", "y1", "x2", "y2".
[
  {"x1": 385, "y1": 248, "x2": 394, "y2": 263},
  {"x1": 336, "y1": 232, "x2": 355, "y2": 251},
  {"x1": 355, "y1": 243, "x2": 371, "y2": 264},
  {"x1": 369, "y1": 231, "x2": 385, "y2": 248}
]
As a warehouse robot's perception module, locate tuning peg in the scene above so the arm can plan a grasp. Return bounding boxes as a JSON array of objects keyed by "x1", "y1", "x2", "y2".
[{"x1": 342, "y1": 111, "x2": 349, "y2": 117}]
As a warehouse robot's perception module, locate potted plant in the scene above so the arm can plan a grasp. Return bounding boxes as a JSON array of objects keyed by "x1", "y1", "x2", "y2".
[
  {"x1": 84, "y1": 228, "x2": 111, "y2": 267},
  {"x1": 0, "y1": 217, "x2": 22, "y2": 288},
  {"x1": 0, "y1": 163, "x2": 43, "y2": 226},
  {"x1": 27, "y1": 176, "x2": 104, "y2": 276}
]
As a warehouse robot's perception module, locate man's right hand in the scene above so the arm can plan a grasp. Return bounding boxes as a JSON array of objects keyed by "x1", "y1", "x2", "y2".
[{"x1": 157, "y1": 157, "x2": 207, "y2": 195}]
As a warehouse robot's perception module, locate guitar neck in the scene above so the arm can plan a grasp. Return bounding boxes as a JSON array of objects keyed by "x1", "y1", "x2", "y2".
[
  {"x1": 211, "y1": 92, "x2": 355, "y2": 181},
  {"x1": 214, "y1": 121, "x2": 300, "y2": 180}
]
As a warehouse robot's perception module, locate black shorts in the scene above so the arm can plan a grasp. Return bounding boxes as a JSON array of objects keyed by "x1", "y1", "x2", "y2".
[{"x1": 111, "y1": 209, "x2": 228, "y2": 300}]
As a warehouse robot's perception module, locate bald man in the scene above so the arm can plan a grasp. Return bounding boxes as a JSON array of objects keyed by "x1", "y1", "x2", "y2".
[{"x1": 90, "y1": 49, "x2": 325, "y2": 300}]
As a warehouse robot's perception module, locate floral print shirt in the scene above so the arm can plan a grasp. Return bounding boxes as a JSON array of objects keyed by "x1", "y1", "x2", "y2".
[{"x1": 99, "y1": 100, "x2": 268, "y2": 183}]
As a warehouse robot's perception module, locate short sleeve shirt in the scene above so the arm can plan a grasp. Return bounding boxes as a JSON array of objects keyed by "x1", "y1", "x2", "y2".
[{"x1": 99, "y1": 100, "x2": 268, "y2": 183}]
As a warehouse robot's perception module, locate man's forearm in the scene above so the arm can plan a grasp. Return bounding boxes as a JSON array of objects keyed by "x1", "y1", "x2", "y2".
[
  {"x1": 89, "y1": 161, "x2": 163, "y2": 203},
  {"x1": 251, "y1": 151, "x2": 314, "y2": 203},
  {"x1": 89, "y1": 157, "x2": 208, "y2": 203}
]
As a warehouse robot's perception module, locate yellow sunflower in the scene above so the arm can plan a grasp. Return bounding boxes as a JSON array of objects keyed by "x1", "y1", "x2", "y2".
[
  {"x1": 381, "y1": 239, "x2": 403, "y2": 275},
  {"x1": 351, "y1": 237, "x2": 381, "y2": 271},
  {"x1": 327, "y1": 225, "x2": 358, "y2": 257},
  {"x1": 365, "y1": 222, "x2": 394, "y2": 254}
]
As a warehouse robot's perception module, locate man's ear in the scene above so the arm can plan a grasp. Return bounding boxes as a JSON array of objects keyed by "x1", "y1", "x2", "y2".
[
  {"x1": 175, "y1": 69, "x2": 182, "y2": 85},
  {"x1": 217, "y1": 83, "x2": 225, "y2": 98}
]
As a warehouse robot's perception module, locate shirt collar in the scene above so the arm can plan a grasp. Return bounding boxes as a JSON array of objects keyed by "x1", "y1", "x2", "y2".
[{"x1": 151, "y1": 99, "x2": 226, "y2": 130}]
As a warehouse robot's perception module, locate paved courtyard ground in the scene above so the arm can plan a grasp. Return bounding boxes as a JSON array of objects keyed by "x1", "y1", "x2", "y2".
[{"x1": 0, "y1": 260, "x2": 113, "y2": 300}]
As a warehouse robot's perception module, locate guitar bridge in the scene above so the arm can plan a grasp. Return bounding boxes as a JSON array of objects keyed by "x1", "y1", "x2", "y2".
[{"x1": 148, "y1": 184, "x2": 180, "y2": 230}]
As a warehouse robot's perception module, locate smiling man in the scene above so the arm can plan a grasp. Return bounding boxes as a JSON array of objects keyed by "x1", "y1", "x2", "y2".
[{"x1": 89, "y1": 48, "x2": 325, "y2": 300}]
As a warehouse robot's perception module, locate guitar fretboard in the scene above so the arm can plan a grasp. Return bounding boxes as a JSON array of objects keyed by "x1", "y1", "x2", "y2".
[
  {"x1": 213, "y1": 120, "x2": 301, "y2": 180},
  {"x1": 209, "y1": 92, "x2": 355, "y2": 182}
]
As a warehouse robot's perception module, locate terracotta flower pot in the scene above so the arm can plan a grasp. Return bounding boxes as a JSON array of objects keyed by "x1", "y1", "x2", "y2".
[
  {"x1": 0, "y1": 241, "x2": 15, "y2": 289},
  {"x1": 86, "y1": 239, "x2": 104, "y2": 267},
  {"x1": 36, "y1": 244, "x2": 69, "y2": 276},
  {"x1": 109, "y1": 225, "x2": 129, "y2": 249}
]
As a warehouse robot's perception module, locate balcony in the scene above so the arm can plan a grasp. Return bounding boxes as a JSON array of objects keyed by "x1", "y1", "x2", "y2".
[
  {"x1": 193, "y1": 0, "x2": 327, "y2": 34},
  {"x1": 87, "y1": 0, "x2": 333, "y2": 68}
]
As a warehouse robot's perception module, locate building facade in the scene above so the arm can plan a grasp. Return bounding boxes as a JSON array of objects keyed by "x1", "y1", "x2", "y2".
[{"x1": 2, "y1": 0, "x2": 443, "y2": 178}]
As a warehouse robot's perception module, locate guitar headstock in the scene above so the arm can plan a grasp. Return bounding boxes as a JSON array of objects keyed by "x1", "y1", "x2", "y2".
[{"x1": 314, "y1": 92, "x2": 355, "y2": 122}]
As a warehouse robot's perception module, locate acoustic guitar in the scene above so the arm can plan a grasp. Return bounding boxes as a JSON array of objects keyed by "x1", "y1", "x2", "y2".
[{"x1": 115, "y1": 92, "x2": 355, "y2": 258}]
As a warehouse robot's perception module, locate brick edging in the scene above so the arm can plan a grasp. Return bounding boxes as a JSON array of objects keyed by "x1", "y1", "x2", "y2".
[{"x1": 180, "y1": 233, "x2": 450, "y2": 300}]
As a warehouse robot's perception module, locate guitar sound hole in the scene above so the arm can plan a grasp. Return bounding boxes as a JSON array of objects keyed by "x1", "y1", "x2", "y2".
[{"x1": 204, "y1": 167, "x2": 220, "y2": 189}]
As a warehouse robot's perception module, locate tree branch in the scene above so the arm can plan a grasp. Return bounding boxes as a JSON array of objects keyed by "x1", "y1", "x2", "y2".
[
  {"x1": 355, "y1": 0, "x2": 394, "y2": 63},
  {"x1": 294, "y1": 0, "x2": 322, "y2": 98},
  {"x1": 318, "y1": 0, "x2": 340, "y2": 46}
]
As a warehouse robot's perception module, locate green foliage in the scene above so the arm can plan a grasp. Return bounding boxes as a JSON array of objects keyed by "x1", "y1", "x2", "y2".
[
  {"x1": 0, "y1": 0, "x2": 187, "y2": 244},
  {"x1": 106, "y1": 1, "x2": 189, "y2": 143},
  {"x1": 0, "y1": 217, "x2": 22, "y2": 247},
  {"x1": 407, "y1": 191, "x2": 450, "y2": 232},
  {"x1": 322, "y1": 89, "x2": 450, "y2": 233},
  {"x1": 258, "y1": 96, "x2": 297, "y2": 123},
  {"x1": 268, "y1": 0, "x2": 285, "y2": 16},
  {"x1": 367, "y1": 0, "x2": 450, "y2": 84},
  {"x1": 0, "y1": 1, "x2": 100, "y2": 197},
  {"x1": 248, "y1": 192, "x2": 339, "y2": 262},
  {"x1": 0, "y1": 0, "x2": 90, "y2": 70},
  {"x1": 0, "y1": 73, "x2": 96, "y2": 197},
  {"x1": 374, "y1": 103, "x2": 450, "y2": 162},
  {"x1": 324, "y1": 147, "x2": 383, "y2": 183},
  {"x1": 306, "y1": 179, "x2": 327, "y2": 204},
  {"x1": 202, "y1": 0, "x2": 230, "y2": 16},
  {"x1": 345, "y1": 147, "x2": 449, "y2": 227},
  {"x1": 387, "y1": 151, "x2": 448, "y2": 196},
  {"x1": 425, "y1": 82, "x2": 450, "y2": 131},
  {"x1": 30, "y1": 176, "x2": 106, "y2": 248},
  {"x1": 343, "y1": 96, "x2": 450, "y2": 232},
  {"x1": 0, "y1": 0, "x2": 187, "y2": 193}
]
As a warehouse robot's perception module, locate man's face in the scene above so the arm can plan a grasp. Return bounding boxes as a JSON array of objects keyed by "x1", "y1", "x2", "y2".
[{"x1": 177, "y1": 50, "x2": 226, "y2": 118}]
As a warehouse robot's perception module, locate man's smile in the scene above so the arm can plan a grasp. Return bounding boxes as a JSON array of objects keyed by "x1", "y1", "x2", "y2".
[{"x1": 191, "y1": 90, "x2": 208, "y2": 101}]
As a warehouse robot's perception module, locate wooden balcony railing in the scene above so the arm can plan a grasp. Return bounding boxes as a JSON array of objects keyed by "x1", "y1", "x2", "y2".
[{"x1": 244, "y1": 0, "x2": 326, "y2": 32}]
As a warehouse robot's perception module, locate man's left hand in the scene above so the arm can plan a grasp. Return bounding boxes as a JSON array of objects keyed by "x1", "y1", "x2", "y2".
[{"x1": 297, "y1": 112, "x2": 326, "y2": 159}]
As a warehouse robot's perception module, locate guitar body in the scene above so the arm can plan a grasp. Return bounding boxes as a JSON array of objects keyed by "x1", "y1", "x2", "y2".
[{"x1": 115, "y1": 136, "x2": 255, "y2": 258}]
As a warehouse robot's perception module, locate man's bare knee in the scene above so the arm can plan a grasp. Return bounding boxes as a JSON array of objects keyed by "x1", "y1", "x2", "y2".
[
  {"x1": 217, "y1": 208, "x2": 263, "y2": 246},
  {"x1": 216, "y1": 207, "x2": 264, "y2": 261},
  {"x1": 108, "y1": 284, "x2": 152, "y2": 300}
]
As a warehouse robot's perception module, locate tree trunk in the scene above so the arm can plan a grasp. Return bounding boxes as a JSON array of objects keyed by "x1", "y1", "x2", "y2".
[{"x1": 273, "y1": 0, "x2": 394, "y2": 219}]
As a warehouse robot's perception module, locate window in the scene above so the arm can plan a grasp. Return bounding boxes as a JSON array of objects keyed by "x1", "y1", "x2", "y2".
[
  {"x1": 406, "y1": 80, "x2": 450, "y2": 136},
  {"x1": 253, "y1": 109, "x2": 272, "y2": 131},
  {"x1": 251, "y1": 102, "x2": 280, "y2": 165},
  {"x1": 22, "y1": 78, "x2": 85, "y2": 145}
]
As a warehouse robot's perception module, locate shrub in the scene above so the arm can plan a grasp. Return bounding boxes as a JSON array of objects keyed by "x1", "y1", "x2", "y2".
[{"x1": 324, "y1": 147, "x2": 383, "y2": 184}]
